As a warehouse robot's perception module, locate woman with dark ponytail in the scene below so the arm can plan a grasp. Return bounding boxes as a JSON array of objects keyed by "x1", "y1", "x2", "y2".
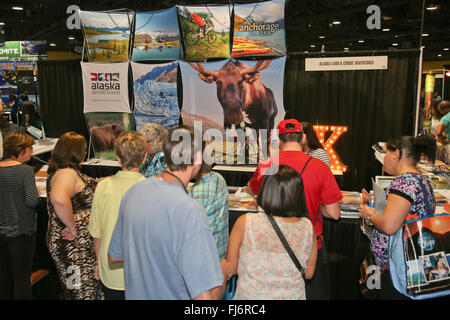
[{"x1": 360, "y1": 135, "x2": 437, "y2": 299}]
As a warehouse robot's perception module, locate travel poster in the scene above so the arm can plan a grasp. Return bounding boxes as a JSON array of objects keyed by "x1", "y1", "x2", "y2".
[
  {"x1": 79, "y1": 10, "x2": 133, "y2": 62},
  {"x1": 232, "y1": 0, "x2": 286, "y2": 57},
  {"x1": 131, "y1": 61, "x2": 180, "y2": 131},
  {"x1": 132, "y1": 7, "x2": 183, "y2": 61},
  {"x1": 84, "y1": 112, "x2": 135, "y2": 159},
  {"x1": 177, "y1": 5, "x2": 231, "y2": 60}
]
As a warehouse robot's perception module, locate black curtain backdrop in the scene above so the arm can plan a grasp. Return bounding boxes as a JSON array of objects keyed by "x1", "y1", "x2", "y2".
[
  {"x1": 284, "y1": 51, "x2": 420, "y2": 191},
  {"x1": 37, "y1": 60, "x2": 89, "y2": 142}
]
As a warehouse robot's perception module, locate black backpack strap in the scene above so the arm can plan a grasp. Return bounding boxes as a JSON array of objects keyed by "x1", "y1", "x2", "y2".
[
  {"x1": 299, "y1": 156, "x2": 313, "y2": 177},
  {"x1": 266, "y1": 214, "x2": 305, "y2": 279}
]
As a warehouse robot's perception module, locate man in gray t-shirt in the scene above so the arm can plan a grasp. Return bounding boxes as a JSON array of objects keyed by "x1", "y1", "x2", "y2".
[{"x1": 108, "y1": 126, "x2": 226, "y2": 300}]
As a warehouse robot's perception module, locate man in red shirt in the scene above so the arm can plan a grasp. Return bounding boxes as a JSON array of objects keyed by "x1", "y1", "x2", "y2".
[{"x1": 247, "y1": 119, "x2": 342, "y2": 299}]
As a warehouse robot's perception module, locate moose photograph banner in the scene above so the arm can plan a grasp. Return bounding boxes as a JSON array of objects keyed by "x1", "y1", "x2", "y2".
[
  {"x1": 177, "y1": 4, "x2": 231, "y2": 61},
  {"x1": 81, "y1": 61, "x2": 131, "y2": 114},
  {"x1": 131, "y1": 61, "x2": 180, "y2": 131},
  {"x1": 232, "y1": 0, "x2": 286, "y2": 58},
  {"x1": 79, "y1": 10, "x2": 133, "y2": 62},
  {"x1": 132, "y1": 7, "x2": 183, "y2": 61},
  {"x1": 179, "y1": 57, "x2": 286, "y2": 132}
]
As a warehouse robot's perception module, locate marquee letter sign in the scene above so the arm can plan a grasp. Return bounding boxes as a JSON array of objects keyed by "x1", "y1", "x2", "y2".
[{"x1": 313, "y1": 125, "x2": 347, "y2": 172}]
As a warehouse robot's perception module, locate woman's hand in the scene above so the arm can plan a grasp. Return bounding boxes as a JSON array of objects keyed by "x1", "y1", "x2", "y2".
[
  {"x1": 220, "y1": 259, "x2": 233, "y2": 281},
  {"x1": 359, "y1": 204, "x2": 375, "y2": 220},
  {"x1": 94, "y1": 264, "x2": 100, "y2": 281},
  {"x1": 62, "y1": 225, "x2": 76, "y2": 241}
]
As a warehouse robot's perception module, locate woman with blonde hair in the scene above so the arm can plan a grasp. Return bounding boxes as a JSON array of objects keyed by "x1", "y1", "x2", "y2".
[
  {"x1": 46, "y1": 131, "x2": 101, "y2": 300},
  {"x1": 139, "y1": 123, "x2": 168, "y2": 178}
]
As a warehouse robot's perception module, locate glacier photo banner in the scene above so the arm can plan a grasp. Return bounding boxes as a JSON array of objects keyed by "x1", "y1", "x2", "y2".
[
  {"x1": 179, "y1": 57, "x2": 286, "y2": 132},
  {"x1": 232, "y1": 0, "x2": 286, "y2": 58},
  {"x1": 131, "y1": 61, "x2": 180, "y2": 131},
  {"x1": 81, "y1": 62, "x2": 131, "y2": 113},
  {"x1": 79, "y1": 10, "x2": 133, "y2": 62},
  {"x1": 177, "y1": 4, "x2": 231, "y2": 60},
  {"x1": 132, "y1": 7, "x2": 183, "y2": 61}
]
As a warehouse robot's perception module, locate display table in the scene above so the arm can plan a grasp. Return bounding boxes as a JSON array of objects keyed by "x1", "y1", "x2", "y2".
[
  {"x1": 32, "y1": 138, "x2": 58, "y2": 156},
  {"x1": 81, "y1": 158, "x2": 121, "y2": 178}
]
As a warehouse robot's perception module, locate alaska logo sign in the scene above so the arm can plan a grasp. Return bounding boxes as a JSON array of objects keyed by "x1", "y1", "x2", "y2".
[{"x1": 90, "y1": 72, "x2": 120, "y2": 92}]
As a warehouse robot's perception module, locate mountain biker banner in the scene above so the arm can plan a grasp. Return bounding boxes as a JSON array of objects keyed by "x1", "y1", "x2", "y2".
[
  {"x1": 179, "y1": 57, "x2": 286, "y2": 132},
  {"x1": 81, "y1": 61, "x2": 131, "y2": 114},
  {"x1": 79, "y1": 10, "x2": 134, "y2": 62},
  {"x1": 132, "y1": 7, "x2": 184, "y2": 61},
  {"x1": 232, "y1": 0, "x2": 286, "y2": 58},
  {"x1": 176, "y1": 4, "x2": 231, "y2": 61},
  {"x1": 131, "y1": 61, "x2": 180, "y2": 131}
]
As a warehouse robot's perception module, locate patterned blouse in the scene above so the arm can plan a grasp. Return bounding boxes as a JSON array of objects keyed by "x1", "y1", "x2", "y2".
[
  {"x1": 370, "y1": 173, "x2": 435, "y2": 267},
  {"x1": 140, "y1": 151, "x2": 167, "y2": 178},
  {"x1": 234, "y1": 212, "x2": 314, "y2": 300}
]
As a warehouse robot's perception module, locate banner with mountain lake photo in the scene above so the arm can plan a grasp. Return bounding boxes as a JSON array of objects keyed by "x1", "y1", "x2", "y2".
[
  {"x1": 131, "y1": 61, "x2": 180, "y2": 131},
  {"x1": 232, "y1": 0, "x2": 286, "y2": 58},
  {"x1": 79, "y1": 10, "x2": 133, "y2": 62},
  {"x1": 177, "y1": 4, "x2": 231, "y2": 61},
  {"x1": 81, "y1": 62, "x2": 131, "y2": 114},
  {"x1": 132, "y1": 7, "x2": 183, "y2": 61}
]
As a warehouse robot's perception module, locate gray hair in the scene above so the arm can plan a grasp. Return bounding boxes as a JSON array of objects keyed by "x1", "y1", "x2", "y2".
[{"x1": 139, "y1": 123, "x2": 168, "y2": 154}]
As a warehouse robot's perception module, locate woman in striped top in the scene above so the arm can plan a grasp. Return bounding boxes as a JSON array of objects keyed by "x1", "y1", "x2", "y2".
[
  {"x1": 301, "y1": 122, "x2": 331, "y2": 167},
  {"x1": 0, "y1": 131, "x2": 40, "y2": 299}
]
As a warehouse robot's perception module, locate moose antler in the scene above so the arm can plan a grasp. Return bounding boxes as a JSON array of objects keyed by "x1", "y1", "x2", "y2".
[
  {"x1": 242, "y1": 60, "x2": 272, "y2": 75},
  {"x1": 188, "y1": 62, "x2": 217, "y2": 77}
]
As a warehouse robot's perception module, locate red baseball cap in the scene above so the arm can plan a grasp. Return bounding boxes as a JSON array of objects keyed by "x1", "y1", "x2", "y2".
[{"x1": 277, "y1": 119, "x2": 303, "y2": 134}]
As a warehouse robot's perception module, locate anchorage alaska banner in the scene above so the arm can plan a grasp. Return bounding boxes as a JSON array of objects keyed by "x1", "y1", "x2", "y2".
[
  {"x1": 79, "y1": 10, "x2": 133, "y2": 62},
  {"x1": 81, "y1": 62, "x2": 131, "y2": 114},
  {"x1": 85, "y1": 112, "x2": 136, "y2": 159},
  {"x1": 179, "y1": 56, "x2": 286, "y2": 132},
  {"x1": 131, "y1": 61, "x2": 180, "y2": 131},
  {"x1": 132, "y1": 7, "x2": 183, "y2": 61},
  {"x1": 232, "y1": 0, "x2": 286, "y2": 58},
  {"x1": 177, "y1": 4, "x2": 231, "y2": 60}
]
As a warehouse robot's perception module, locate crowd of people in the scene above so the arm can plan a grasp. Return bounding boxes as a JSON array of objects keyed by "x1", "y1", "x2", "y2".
[{"x1": 0, "y1": 115, "x2": 442, "y2": 300}]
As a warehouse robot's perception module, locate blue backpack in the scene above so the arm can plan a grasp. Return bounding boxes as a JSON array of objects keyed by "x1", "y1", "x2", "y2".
[{"x1": 389, "y1": 206, "x2": 450, "y2": 299}]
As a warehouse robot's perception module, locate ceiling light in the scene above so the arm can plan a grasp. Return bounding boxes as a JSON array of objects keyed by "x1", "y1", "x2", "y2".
[
  {"x1": 382, "y1": 16, "x2": 392, "y2": 21},
  {"x1": 50, "y1": 43, "x2": 56, "y2": 47},
  {"x1": 358, "y1": 40, "x2": 365, "y2": 43},
  {"x1": 382, "y1": 28, "x2": 390, "y2": 32},
  {"x1": 344, "y1": 47, "x2": 349, "y2": 50},
  {"x1": 392, "y1": 43, "x2": 398, "y2": 46},
  {"x1": 304, "y1": 51, "x2": 309, "y2": 53},
  {"x1": 332, "y1": 20, "x2": 341, "y2": 25},
  {"x1": 438, "y1": 54, "x2": 442, "y2": 57},
  {"x1": 68, "y1": 36, "x2": 75, "y2": 40},
  {"x1": 319, "y1": 36, "x2": 325, "y2": 39},
  {"x1": 0, "y1": 22, "x2": 5, "y2": 26},
  {"x1": 12, "y1": 6, "x2": 23, "y2": 10},
  {"x1": 444, "y1": 48, "x2": 449, "y2": 51},
  {"x1": 394, "y1": 35, "x2": 398, "y2": 38},
  {"x1": 426, "y1": 5, "x2": 439, "y2": 11},
  {"x1": 310, "y1": 45, "x2": 316, "y2": 48},
  {"x1": 422, "y1": 33, "x2": 429, "y2": 37}
]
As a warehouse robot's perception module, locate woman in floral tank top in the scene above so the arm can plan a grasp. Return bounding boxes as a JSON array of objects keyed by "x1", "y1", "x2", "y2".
[
  {"x1": 360, "y1": 136, "x2": 437, "y2": 299},
  {"x1": 225, "y1": 165, "x2": 318, "y2": 300}
]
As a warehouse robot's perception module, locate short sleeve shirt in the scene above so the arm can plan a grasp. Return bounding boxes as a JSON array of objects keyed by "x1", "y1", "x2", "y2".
[
  {"x1": 370, "y1": 173, "x2": 436, "y2": 267},
  {"x1": 439, "y1": 112, "x2": 450, "y2": 138},
  {"x1": 248, "y1": 150, "x2": 342, "y2": 249}
]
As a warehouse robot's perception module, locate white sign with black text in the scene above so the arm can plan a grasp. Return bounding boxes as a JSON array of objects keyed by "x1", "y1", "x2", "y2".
[{"x1": 305, "y1": 56, "x2": 388, "y2": 71}]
